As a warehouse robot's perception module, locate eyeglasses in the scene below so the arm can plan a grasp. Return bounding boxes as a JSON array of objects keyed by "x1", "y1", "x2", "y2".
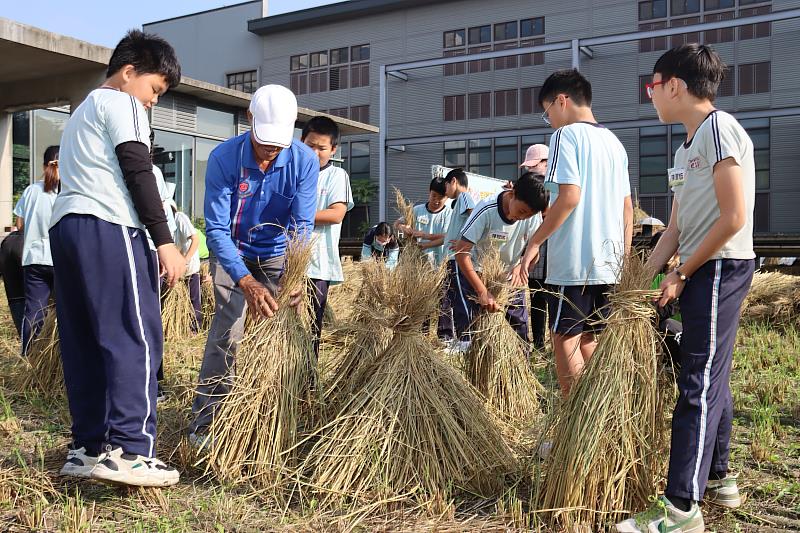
[
  {"x1": 645, "y1": 78, "x2": 688, "y2": 99},
  {"x1": 541, "y1": 96, "x2": 567, "y2": 127}
]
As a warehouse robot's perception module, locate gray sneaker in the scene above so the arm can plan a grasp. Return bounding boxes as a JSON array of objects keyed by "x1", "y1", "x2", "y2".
[
  {"x1": 705, "y1": 475, "x2": 742, "y2": 508},
  {"x1": 615, "y1": 496, "x2": 704, "y2": 533},
  {"x1": 59, "y1": 446, "x2": 99, "y2": 478},
  {"x1": 187, "y1": 431, "x2": 214, "y2": 452}
]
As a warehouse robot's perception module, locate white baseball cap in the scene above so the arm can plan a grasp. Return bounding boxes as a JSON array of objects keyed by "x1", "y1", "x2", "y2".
[
  {"x1": 249, "y1": 85, "x2": 298, "y2": 148},
  {"x1": 521, "y1": 144, "x2": 549, "y2": 168}
]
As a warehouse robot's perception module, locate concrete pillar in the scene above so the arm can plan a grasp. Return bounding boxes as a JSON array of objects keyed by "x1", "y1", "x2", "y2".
[
  {"x1": 0, "y1": 112, "x2": 13, "y2": 229},
  {"x1": 262, "y1": 0, "x2": 269, "y2": 17}
]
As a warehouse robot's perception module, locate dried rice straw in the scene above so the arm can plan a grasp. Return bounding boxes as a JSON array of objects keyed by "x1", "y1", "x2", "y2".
[
  {"x1": 304, "y1": 245, "x2": 515, "y2": 506},
  {"x1": 204, "y1": 232, "x2": 316, "y2": 491},
  {"x1": 161, "y1": 280, "x2": 195, "y2": 342},
  {"x1": 200, "y1": 262, "x2": 215, "y2": 331},
  {"x1": 19, "y1": 307, "x2": 64, "y2": 399},
  {"x1": 537, "y1": 254, "x2": 670, "y2": 530},
  {"x1": 463, "y1": 244, "x2": 543, "y2": 427},
  {"x1": 741, "y1": 271, "x2": 799, "y2": 327}
]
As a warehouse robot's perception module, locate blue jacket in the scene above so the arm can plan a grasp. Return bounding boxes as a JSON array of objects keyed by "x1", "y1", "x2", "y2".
[{"x1": 204, "y1": 133, "x2": 319, "y2": 283}]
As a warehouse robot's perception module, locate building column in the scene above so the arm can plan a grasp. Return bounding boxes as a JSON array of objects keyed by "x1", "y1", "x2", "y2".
[{"x1": 0, "y1": 112, "x2": 13, "y2": 230}]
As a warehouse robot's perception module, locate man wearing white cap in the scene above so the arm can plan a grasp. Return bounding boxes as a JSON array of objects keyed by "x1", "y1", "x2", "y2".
[
  {"x1": 190, "y1": 85, "x2": 319, "y2": 441},
  {"x1": 521, "y1": 143, "x2": 550, "y2": 349}
]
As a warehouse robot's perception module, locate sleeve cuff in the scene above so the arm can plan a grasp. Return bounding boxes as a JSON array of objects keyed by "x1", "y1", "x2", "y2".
[{"x1": 230, "y1": 262, "x2": 251, "y2": 286}]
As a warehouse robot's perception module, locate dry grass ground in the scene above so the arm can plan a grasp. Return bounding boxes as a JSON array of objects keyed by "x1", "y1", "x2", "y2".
[{"x1": 0, "y1": 280, "x2": 797, "y2": 532}]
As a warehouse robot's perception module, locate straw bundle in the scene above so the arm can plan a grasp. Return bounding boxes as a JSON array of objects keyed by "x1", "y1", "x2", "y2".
[
  {"x1": 161, "y1": 280, "x2": 195, "y2": 341},
  {"x1": 394, "y1": 187, "x2": 416, "y2": 244},
  {"x1": 325, "y1": 260, "x2": 364, "y2": 325},
  {"x1": 204, "y1": 235, "x2": 316, "y2": 490},
  {"x1": 20, "y1": 308, "x2": 64, "y2": 399},
  {"x1": 304, "y1": 246, "x2": 515, "y2": 505},
  {"x1": 200, "y1": 262, "x2": 215, "y2": 330},
  {"x1": 741, "y1": 271, "x2": 800, "y2": 327},
  {"x1": 464, "y1": 244, "x2": 543, "y2": 427},
  {"x1": 537, "y1": 255, "x2": 668, "y2": 530}
]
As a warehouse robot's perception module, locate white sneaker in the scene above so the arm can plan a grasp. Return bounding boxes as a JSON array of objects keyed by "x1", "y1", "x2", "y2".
[
  {"x1": 59, "y1": 446, "x2": 99, "y2": 478},
  {"x1": 447, "y1": 339, "x2": 471, "y2": 354},
  {"x1": 705, "y1": 475, "x2": 742, "y2": 508},
  {"x1": 615, "y1": 496, "x2": 704, "y2": 533},
  {"x1": 187, "y1": 431, "x2": 213, "y2": 452},
  {"x1": 90, "y1": 446, "x2": 180, "y2": 487}
]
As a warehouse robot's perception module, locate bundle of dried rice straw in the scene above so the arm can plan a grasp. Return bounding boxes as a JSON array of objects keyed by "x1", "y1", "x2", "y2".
[
  {"x1": 161, "y1": 279, "x2": 196, "y2": 342},
  {"x1": 19, "y1": 307, "x2": 64, "y2": 399},
  {"x1": 324, "y1": 260, "x2": 364, "y2": 326},
  {"x1": 200, "y1": 262, "x2": 215, "y2": 331},
  {"x1": 304, "y1": 246, "x2": 515, "y2": 506},
  {"x1": 464, "y1": 244, "x2": 543, "y2": 427},
  {"x1": 537, "y1": 255, "x2": 670, "y2": 530},
  {"x1": 741, "y1": 271, "x2": 800, "y2": 327},
  {"x1": 204, "y1": 234, "x2": 316, "y2": 491}
]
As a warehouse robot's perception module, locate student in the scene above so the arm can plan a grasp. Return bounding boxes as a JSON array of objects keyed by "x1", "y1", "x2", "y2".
[
  {"x1": 302, "y1": 116, "x2": 354, "y2": 356},
  {"x1": 396, "y1": 177, "x2": 452, "y2": 267},
  {"x1": 616, "y1": 44, "x2": 756, "y2": 533},
  {"x1": 518, "y1": 69, "x2": 634, "y2": 395},
  {"x1": 520, "y1": 146, "x2": 550, "y2": 350},
  {"x1": 361, "y1": 222, "x2": 400, "y2": 270},
  {"x1": 14, "y1": 145, "x2": 60, "y2": 355},
  {"x1": 0, "y1": 229, "x2": 25, "y2": 335},
  {"x1": 452, "y1": 173, "x2": 548, "y2": 342},
  {"x1": 190, "y1": 85, "x2": 317, "y2": 444},
  {"x1": 440, "y1": 168, "x2": 476, "y2": 343},
  {"x1": 170, "y1": 201, "x2": 202, "y2": 331},
  {"x1": 49, "y1": 30, "x2": 185, "y2": 487}
]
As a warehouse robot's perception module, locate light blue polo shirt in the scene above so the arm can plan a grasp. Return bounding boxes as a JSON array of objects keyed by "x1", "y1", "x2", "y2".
[
  {"x1": 460, "y1": 192, "x2": 541, "y2": 270},
  {"x1": 13, "y1": 182, "x2": 57, "y2": 267},
  {"x1": 307, "y1": 164, "x2": 354, "y2": 283},
  {"x1": 544, "y1": 122, "x2": 631, "y2": 286},
  {"x1": 52, "y1": 88, "x2": 151, "y2": 231},
  {"x1": 442, "y1": 191, "x2": 476, "y2": 263},
  {"x1": 413, "y1": 202, "x2": 452, "y2": 266}
]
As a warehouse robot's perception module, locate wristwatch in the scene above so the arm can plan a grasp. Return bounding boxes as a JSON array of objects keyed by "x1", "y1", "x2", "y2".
[{"x1": 674, "y1": 268, "x2": 689, "y2": 282}]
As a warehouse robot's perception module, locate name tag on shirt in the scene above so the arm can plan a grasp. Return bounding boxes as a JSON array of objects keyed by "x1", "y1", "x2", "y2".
[
  {"x1": 668, "y1": 167, "x2": 686, "y2": 188},
  {"x1": 490, "y1": 231, "x2": 509, "y2": 243},
  {"x1": 418, "y1": 215, "x2": 430, "y2": 225}
]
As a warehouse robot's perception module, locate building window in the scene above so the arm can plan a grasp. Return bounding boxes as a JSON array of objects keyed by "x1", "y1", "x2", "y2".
[
  {"x1": 705, "y1": 0, "x2": 734, "y2": 9},
  {"x1": 350, "y1": 63, "x2": 370, "y2": 88},
  {"x1": 351, "y1": 44, "x2": 370, "y2": 61},
  {"x1": 309, "y1": 69, "x2": 328, "y2": 93},
  {"x1": 639, "y1": 0, "x2": 667, "y2": 20},
  {"x1": 153, "y1": 130, "x2": 194, "y2": 215},
  {"x1": 444, "y1": 141, "x2": 466, "y2": 168},
  {"x1": 330, "y1": 47, "x2": 349, "y2": 64},
  {"x1": 739, "y1": 5, "x2": 771, "y2": 40},
  {"x1": 443, "y1": 95, "x2": 466, "y2": 122},
  {"x1": 226, "y1": 70, "x2": 258, "y2": 94},
  {"x1": 738, "y1": 61, "x2": 770, "y2": 95},
  {"x1": 670, "y1": 16, "x2": 701, "y2": 47},
  {"x1": 310, "y1": 51, "x2": 328, "y2": 68},
  {"x1": 196, "y1": 105, "x2": 236, "y2": 139},
  {"x1": 495, "y1": 89, "x2": 519, "y2": 117},
  {"x1": 290, "y1": 54, "x2": 308, "y2": 71},
  {"x1": 329, "y1": 66, "x2": 349, "y2": 91},
  {"x1": 670, "y1": 0, "x2": 700, "y2": 16},
  {"x1": 741, "y1": 118, "x2": 770, "y2": 190},
  {"x1": 519, "y1": 38, "x2": 545, "y2": 66},
  {"x1": 328, "y1": 107, "x2": 348, "y2": 118},
  {"x1": 494, "y1": 21, "x2": 518, "y2": 41},
  {"x1": 290, "y1": 72, "x2": 307, "y2": 95},
  {"x1": 520, "y1": 17, "x2": 545, "y2": 37},
  {"x1": 468, "y1": 25, "x2": 492, "y2": 44},
  {"x1": 521, "y1": 86, "x2": 543, "y2": 114},
  {"x1": 468, "y1": 45, "x2": 493, "y2": 73},
  {"x1": 494, "y1": 137, "x2": 519, "y2": 181},
  {"x1": 704, "y1": 10, "x2": 735, "y2": 44},
  {"x1": 468, "y1": 139, "x2": 492, "y2": 175},
  {"x1": 348, "y1": 141, "x2": 371, "y2": 180},
  {"x1": 468, "y1": 92, "x2": 491, "y2": 119},
  {"x1": 444, "y1": 29, "x2": 466, "y2": 48},
  {"x1": 494, "y1": 42, "x2": 518, "y2": 70},
  {"x1": 718, "y1": 67, "x2": 735, "y2": 97},
  {"x1": 754, "y1": 192, "x2": 769, "y2": 232},
  {"x1": 639, "y1": 21, "x2": 668, "y2": 53},
  {"x1": 443, "y1": 49, "x2": 466, "y2": 76},
  {"x1": 639, "y1": 126, "x2": 669, "y2": 194},
  {"x1": 350, "y1": 105, "x2": 370, "y2": 124}
]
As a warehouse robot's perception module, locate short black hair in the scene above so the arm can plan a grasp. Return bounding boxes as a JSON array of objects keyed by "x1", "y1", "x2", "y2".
[
  {"x1": 301, "y1": 116, "x2": 340, "y2": 147},
  {"x1": 653, "y1": 44, "x2": 726, "y2": 102},
  {"x1": 107, "y1": 30, "x2": 182, "y2": 88},
  {"x1": 443, "y1": 168, "x2": 468, "y2": 187},
  {"x1": 375, "y1": 222, "x2": 394, "y2": 238},
  {"x1": 429, "y1": 177, "x2": 447, "y2": 196},
  {"x1": 513, "y1": 172, "x2": 549, "y2": 213},
  {"x1": 539, "y1": 69, "x2": 593, "y2": 107}
]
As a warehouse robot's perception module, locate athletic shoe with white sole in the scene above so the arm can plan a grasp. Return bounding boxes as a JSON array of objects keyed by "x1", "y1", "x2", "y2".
[
  {"x1": 615, "y1": 496, "x2": 704, "y2": 533},
  {"x1": 187, "y1": 431, "x2": 214, "y2": 453},
  {"x1": 59, "y1": 446, "x2": 99, "y2": 478},
  {"x1": 90, "y1": 446, "x2": 179, "y2": 487},
  {"x1": 705, "y1": 475, "x2": 742, "y2": 508}
]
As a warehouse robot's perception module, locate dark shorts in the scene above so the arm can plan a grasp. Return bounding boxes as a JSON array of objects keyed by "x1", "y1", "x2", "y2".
[{"x1": 546, "y1": 284, "x2": 613, "y2": 336}]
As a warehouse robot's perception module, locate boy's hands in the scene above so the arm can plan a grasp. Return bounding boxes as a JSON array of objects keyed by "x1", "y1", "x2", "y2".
[
  {"x1": 510, "y1": 264, "x2": 528, "y2": 288},
  {"x1": 239, "y1": 274, "x2": 279, "y2": 319},
  {"x1": 656, "y1": 270, "x2": 686, "y2": 308},
  {"x1": 478, "y1": 290, "x2": 500, "y2": 313},
  {"x1": 519, "y1": 243, "x2": 541, "y2": 282},
  {"x1": 157, "y1": 244, "x2": 187, "y2": 287}
]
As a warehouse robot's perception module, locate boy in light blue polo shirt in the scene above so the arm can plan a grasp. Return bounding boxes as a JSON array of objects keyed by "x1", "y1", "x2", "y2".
[
  {"x1": 453, "y1": 173, "x2": 548, "y2": 342},
  {"x1": 519, "y1": 69, "x2": 633, "y2": 396},
  {"x1": 396, "y1": 177, "x2": 452, "y2": 267},
  {"x1": 302, "y1": 117, "x2": 354, "y2": 355}
]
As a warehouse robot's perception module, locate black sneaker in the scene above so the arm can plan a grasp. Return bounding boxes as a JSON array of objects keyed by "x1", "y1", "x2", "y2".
[{"x1": 90, "y1": 446, "x2": 180, "y2": 487}]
